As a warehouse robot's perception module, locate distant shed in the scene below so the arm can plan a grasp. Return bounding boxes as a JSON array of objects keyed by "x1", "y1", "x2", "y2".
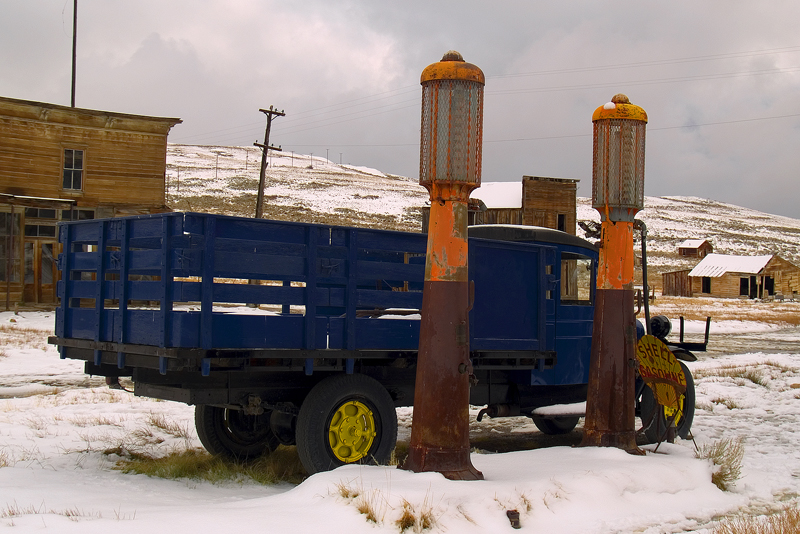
[
  {"x1": 678, "y1": 239, "x2": 713, "y2": 258},
  {"x1": 470, "y1": 176, "x2": 578, "y2": 234},
  {"x1": 687, "y1": 253, "x2": 800, "y2": 299},
  {"x1": 662, "y1": 269, "x2": 692, "y2": 297},
  {"x1": 421, "y1": 176, "x2": 579, "y2": 235}
]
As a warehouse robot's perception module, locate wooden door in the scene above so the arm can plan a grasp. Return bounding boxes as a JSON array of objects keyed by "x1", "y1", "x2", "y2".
[{"x1": 23, "y1": 241, "x2": 57, "y2": 304}]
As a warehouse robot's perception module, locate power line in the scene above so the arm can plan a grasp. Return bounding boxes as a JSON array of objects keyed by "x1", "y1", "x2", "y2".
[
  {"x1": 488, "y1": 45, "x2": 800, "y2": 80},
  {"x1": 488, "y1": 66, "x2": 800, "y2": 96},
  {"x1": 171, "y1": 44, "x2": 800, "y2": 145},
  {"x1": 483, "y1": 112, "x2": 800, "y2": 144},
  {"x1": 280, "y1": 111, "x2": 800, "y2": 148}
]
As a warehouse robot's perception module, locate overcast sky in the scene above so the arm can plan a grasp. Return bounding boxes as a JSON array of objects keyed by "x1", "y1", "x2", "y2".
[{"x1": 3, "y1": 1, "x2": 800, "y2": 218}]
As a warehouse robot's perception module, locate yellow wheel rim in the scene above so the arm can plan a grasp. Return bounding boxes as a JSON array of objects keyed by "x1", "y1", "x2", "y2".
[
  {"x1": 661, "y1": 385, "x2": 684, "y2": 424},
  {"x1": 328, "y1": 400, "x2": 377, "y2": 463}
]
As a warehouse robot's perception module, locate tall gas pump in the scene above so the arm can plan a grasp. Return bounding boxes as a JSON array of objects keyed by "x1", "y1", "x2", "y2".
[
  {"x1": 581, "y1": 94, "x2": 648, "y2": 452},
  {"x1": 402, "y1": 51, "x2": 484, "y2": 480}
]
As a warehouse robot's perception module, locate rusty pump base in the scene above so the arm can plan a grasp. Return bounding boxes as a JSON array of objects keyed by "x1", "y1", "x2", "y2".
[{"x1": 401, "y1": 195, "x2": 483, "y2": 481}]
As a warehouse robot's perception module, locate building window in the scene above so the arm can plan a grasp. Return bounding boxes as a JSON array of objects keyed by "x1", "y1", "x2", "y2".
[
  {"x1": 60, "y1": 209, "x2": 94, "y2": 221},
  {"x1": 0, "y1": 213, "x2": 21, "y2": 282},
  {"x1": 63, "y1": 149, "x2": 84, "y2": 190},
  {"x1": 24, "y1": 225, "x2": 57, "y2": 238},
  {"x1": 702, "y1": 276, "x2": 711, "y2": 294},
  {"x1": 23, "y1": 208, "x2": 59, "y2": 239},
  {"x1": 739, "y1": 277, "x2": 749, "y2": 296},
  {"x1": 557, "y1": 213, "x2": 567, "y2": 232}
]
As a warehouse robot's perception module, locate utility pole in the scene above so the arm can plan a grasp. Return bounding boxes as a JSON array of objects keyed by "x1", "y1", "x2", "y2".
[
  {"x1": 71, "y1": 0, "x2": 77, "y2": 107},
  {"x1": 254, "y1": 106, "x2": 285, "y2": 219}
]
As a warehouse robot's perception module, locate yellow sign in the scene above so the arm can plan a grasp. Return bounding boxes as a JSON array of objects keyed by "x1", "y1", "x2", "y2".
[{"x1": 636, "y1": 335, "x2": 686, "y2": 410}]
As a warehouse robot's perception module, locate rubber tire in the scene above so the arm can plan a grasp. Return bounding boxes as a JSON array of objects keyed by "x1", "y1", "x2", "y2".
[
  {"x1": 295, "y1": 374, "x2": 397, "y2": 475},
  {"x1": 640, "y1": 361, "x2": 695, "y2": 444},
  {"x1": 532, "y1": 416, "x2": 581, "y2": 435},
  {"x1": 195, "y1": 405, "x2": 280, "y2": 461}
]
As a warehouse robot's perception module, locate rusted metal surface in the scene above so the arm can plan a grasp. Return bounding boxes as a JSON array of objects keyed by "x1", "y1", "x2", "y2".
[
  {"x1": 580, "y1": 288, "x2": 641, "y2": 452},
  {"x1": 424, "y1": 193, "x2": 470, "y2": 282},
  {"x1": 420, "y1": 50, "x2": 485, "y2": 85},
  {"x1": 402, "y1": 280, "x2": 483, "y2": 480},
  {"x1": 596, "y1": 219, "x2": 635, "y2": 290}
]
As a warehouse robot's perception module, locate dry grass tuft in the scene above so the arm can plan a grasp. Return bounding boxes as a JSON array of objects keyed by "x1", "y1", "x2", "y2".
[
  {"x1": 334, "y1": 480, "x2": 360, "y2": 500},
  {"x1": 710, "y1": 397, "x2": 741, "y2": 410},
  {"x1": 390, "y1": 442, "x2": 409, "y2": 467},
  {"x1": 394, "y1": 495, "x2": 436, "y2": 532},
  {"x1": 764, "y1": 360, "x2": 799, "y2": 374},
  {"x1": 0, "y1": 448, "x2": 12, "y2": 468},
  {"x1": 354, "y1": 490, "x2": 385, "y2": 524},
  {"x1": 714, "y1": 505, "x2": 800, "y2": 534},
  {"x1": 70, "y1": 414, "x2": 125, "y2": 428},
  {"x1": 697, "y1": 437, "x2": 745, "y2": 491},
  {"x1": 694, "y1": 364, "x2": 768, "y2": 387},
  {"x1": 115, "y1": 445, "x2": 306, "y2": 485},
  {"x1": 145, "y1": 412, "x2": 193, "y2": 440},
  {"x1": 0, "y1": 502, "x2": 100, "y2": 521},
  {"x1": 396, "y1": 500, "x2": 417, "y2": 532},
  {"x1": 0, "y1": 324, "x2": 52, "y2": 351}
]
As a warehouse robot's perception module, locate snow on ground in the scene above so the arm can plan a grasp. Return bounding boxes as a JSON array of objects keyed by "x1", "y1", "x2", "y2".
[
  {"x1": 1, "y1": 310, "x2": 799, "y2": 533},
  {"x1": 166, "y1": 144, "x2": 427, "y2": 225}
]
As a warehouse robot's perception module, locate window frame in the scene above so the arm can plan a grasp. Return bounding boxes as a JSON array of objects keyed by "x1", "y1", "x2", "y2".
[{"x1": 62, "y1": 148, "x2": 85, "y2": 191}]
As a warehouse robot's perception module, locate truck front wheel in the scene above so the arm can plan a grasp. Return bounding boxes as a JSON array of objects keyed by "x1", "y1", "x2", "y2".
[
  {"x1": 195, "y1": 405, "x2": 279, "y2": 461},
  {"x1": 295, "y1": 374, "x2": 397, "y2": 475}
]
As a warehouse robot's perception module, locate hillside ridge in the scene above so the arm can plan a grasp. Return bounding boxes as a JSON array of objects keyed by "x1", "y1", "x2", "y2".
[{"x1": 166, "y1": 144, "x2": 800, "y2": 275}]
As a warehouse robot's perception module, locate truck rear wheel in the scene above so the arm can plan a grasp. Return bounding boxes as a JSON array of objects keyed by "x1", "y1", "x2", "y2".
[
  {"x1": 640, "y1": 361, "x2": 695, "y2": 443},
  {"x1": 532, "y1": 416, "x2": 580, "y2": 435},
  {"x1": 195, "y1": 405, "x2": 279, "y2": 461},
  {"x1": 295, "y1": 374, "x2": 397, "y2": 475}
]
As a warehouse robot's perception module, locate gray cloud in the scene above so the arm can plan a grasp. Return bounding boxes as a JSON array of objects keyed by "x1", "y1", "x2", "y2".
[{"x1": 3, "y1": 0, "x2": 799, "y2": 217}]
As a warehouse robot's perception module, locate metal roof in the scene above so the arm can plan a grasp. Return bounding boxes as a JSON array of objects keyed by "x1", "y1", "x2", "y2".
[
  {"x1": 688, "y1": 253, "x2": 773, "y2": 278},
  {"x1": 678, "y1": 239, "x2": 709, "y2": 249}
]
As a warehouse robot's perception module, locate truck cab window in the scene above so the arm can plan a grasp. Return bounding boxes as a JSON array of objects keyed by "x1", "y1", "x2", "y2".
[{"x1": 561, "y1": 253, "x2": 593, "y2": 305}]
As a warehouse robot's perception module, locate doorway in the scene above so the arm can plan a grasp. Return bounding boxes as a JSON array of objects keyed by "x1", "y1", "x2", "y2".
[{"x1": 23, "y1": 241, "x2": 57, "y2": 303}]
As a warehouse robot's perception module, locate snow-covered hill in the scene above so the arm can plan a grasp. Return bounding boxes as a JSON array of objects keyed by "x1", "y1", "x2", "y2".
[{"x1": 167, "y1": 144, "x2": 800, "y2": 274}]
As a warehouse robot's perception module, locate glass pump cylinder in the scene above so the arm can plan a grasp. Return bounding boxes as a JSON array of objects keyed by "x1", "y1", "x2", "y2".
[
  {"x1": 591, "y1": 94, "x2": 647, "y2": 222},
  {"x1": 419, "y1": 50, "x2": 484, "y2": 191}
]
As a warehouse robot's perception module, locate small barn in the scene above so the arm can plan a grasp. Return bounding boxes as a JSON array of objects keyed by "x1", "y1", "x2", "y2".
[
  {"x1": 469, "y1": 176, "x2": 579, "y2": 234},
  {"x1": 1, "y1": 96, "x2": 181, "y2": 306},
  {"x1": 687, "y1": 253, "x2": 800, "y2": 299},
  {"x1": 662, "y1": 269, "x2": 692, "y2": 297},
  {"x1": 677, "y1": 239, "x2": 713, "y2": 258}
]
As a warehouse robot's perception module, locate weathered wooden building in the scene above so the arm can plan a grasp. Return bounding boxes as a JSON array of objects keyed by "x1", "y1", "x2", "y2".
[
  {"x1": 677, "y1": 239, "x2": 713, "y2": 258},
  {"x1": 661, "y1": 269, "x2": 692, "y2": 297},
  {"x1": 468, "y1": 176, "x2": 579, "y2": 234},
  {"x1": 680, "y1": 253, "x2": 800, "y2": 299},
  {"x1": 0, "y1": 96, "x2": 181, "y2": 305}
]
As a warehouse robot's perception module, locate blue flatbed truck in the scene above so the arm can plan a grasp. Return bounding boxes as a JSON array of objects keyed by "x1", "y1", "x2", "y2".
[{"x1": 48, "y1": 212, "x2": 695, "y2": 474}]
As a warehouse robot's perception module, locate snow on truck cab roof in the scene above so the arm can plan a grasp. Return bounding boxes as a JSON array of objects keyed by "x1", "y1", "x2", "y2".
[{"x1": 468, "y1": 224, "x2": 597, "y2": 251}]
